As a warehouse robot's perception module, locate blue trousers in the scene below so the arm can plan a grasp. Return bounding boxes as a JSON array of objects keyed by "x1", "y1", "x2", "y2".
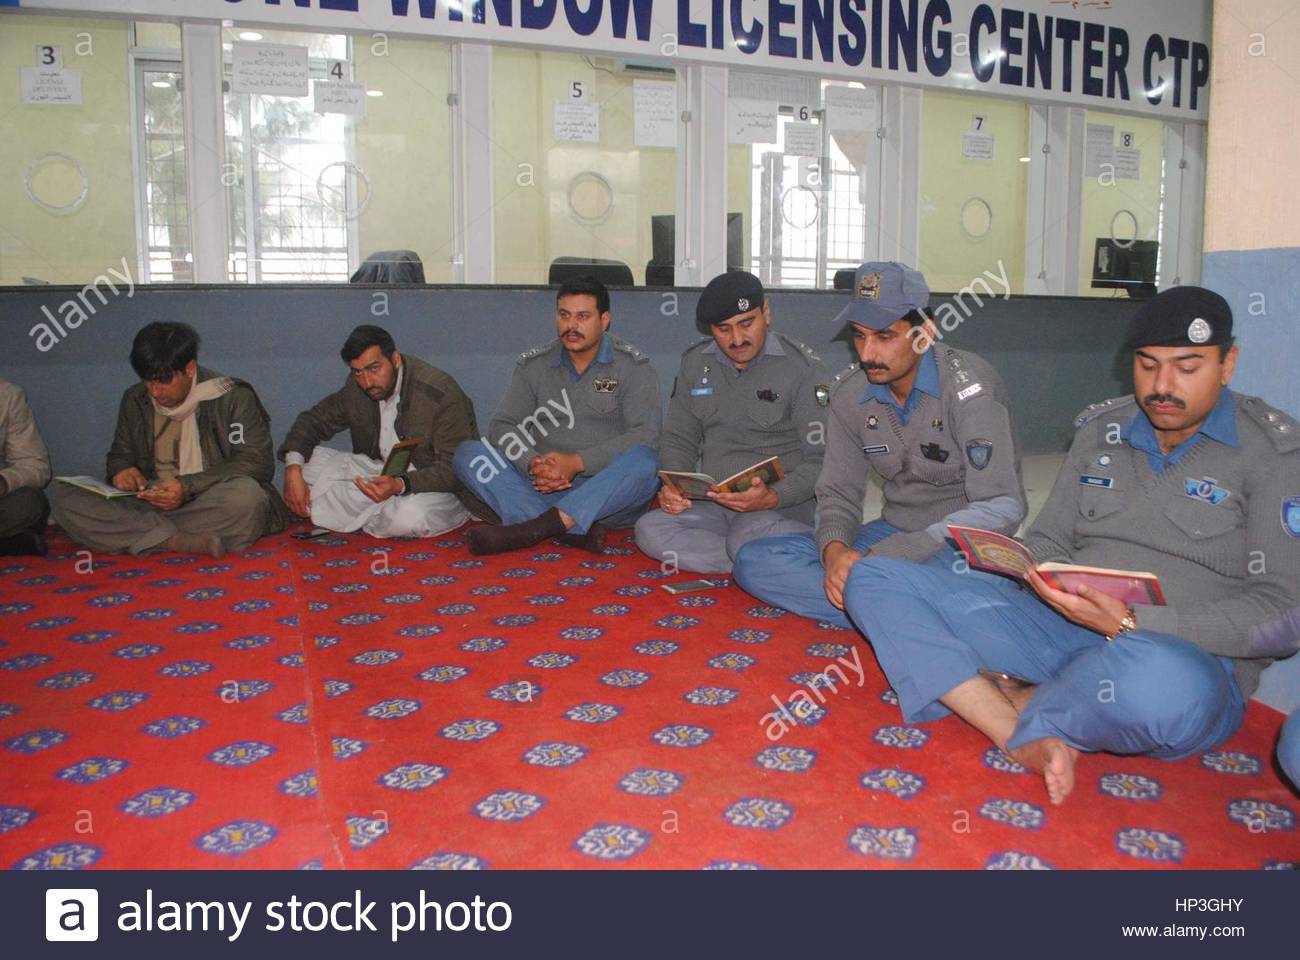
[
  {"x1": 732, "y1": 518, "x2": 960, "y2": 628},
  {"x1": 452, "y1": 442, "x2": 658, "y2": 535},
  {"x1": 843, "y1": 557, "x2": 1244, "y2": 759},
  {"x1": 1280, "y1": 709, "x2": 1300, "y2": 791}
]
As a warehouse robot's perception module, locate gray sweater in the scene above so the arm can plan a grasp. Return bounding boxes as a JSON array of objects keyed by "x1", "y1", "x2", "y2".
[
  {"x1": 816, "y1": 345, "x2": 1026, "y2": 562},
  {"x1": 489, "y1": 334, "x2": 661, "y2": 475},
  {"x1": 659, "y1": 332, "x2": 828, "y2": 512},
  {"x1": 1025, "y1": 391, "x2": 1300, "y2": 697}
]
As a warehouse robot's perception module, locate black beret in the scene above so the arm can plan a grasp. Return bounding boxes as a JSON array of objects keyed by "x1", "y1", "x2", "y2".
[
  {"x1": 1124, "y1": 286, "x2": 1233, "y2": 349},
  {"x1": 696, "y1": 271, "x2": 765, "y2": 333}
]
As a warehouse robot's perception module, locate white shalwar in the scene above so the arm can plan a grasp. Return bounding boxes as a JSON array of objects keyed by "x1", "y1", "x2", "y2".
[{"x1": 290, "y1": 368, "x2": 468, "y2": 538}]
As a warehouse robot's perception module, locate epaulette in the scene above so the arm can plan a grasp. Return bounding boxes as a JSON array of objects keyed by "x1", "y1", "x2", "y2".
[
  {"x1": 776, "y1": 333, "x2": 821, "y2": 365},
  {"x1": 516, "y1": 340, "x2": 556, "y2": 366},
  {"x1": 610, "y1": 337, "x2": 651, "y2": 363},
  {"x1": 1239, "y1": 395, "x2": 1300, "y2": 453},
  {"x1": 1073, "y1": 395, "x2": 1137, "y2": 430},
  {"x1": 828, "y1": 362, "x2": 860, "y2": 396},
  {"x1": 681, "y1": 336, "x2": 714, "y2": 358}
]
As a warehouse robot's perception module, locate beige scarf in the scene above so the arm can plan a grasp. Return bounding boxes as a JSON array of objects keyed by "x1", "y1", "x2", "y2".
[{"x1": 151, "y1": 376, "x2": 235, "y2": 476}]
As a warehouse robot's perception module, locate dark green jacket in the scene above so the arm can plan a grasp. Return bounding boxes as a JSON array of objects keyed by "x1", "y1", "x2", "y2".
[
  {"x1": 105, "y1": 366, "x2": 290, "y2": 532},
  {"x1": 277, "y1": 355, "x2": 479, "y2": 498}
]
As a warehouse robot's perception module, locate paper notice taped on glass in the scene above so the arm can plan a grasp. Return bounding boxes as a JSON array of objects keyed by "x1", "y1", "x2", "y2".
[
  {"x1": 784, "y1": 121, "x2": 820, "y2": 157},
  {"x1": 554, "y1": 100, "x2": 599, "y2": 143},
  {"x1": 20, "y1": 66, "x2": 81, "y2": 105},
  {"x1": 314, "y1": 80, "x2": 366, "y2": 118},
  {"x1": 728, "y1": 99, "x2": 778, "y2": 144},
  {"x1": 633, "y1": 79, "x2": 676, "y2": 148},
  {"x1": 1113, "y1": 146, "x2": 1141, "y2": 180},
  {"x1": 962, "y1": 132, "x2": 995, "y2": 161},
  {"x1": 824, "y1": 86, "x2": 875, "y2": 132},
  {"x1": 232, "y1": 42, "x2": 309, "y2": 97},
  {"x1": 1085, "y1": 123, "x2": 1115, "y2": 177}
]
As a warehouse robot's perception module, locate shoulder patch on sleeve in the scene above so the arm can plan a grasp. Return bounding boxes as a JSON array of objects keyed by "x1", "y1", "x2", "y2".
[
  {"x1": 777, "y1": 333, "x2": 821, "y2": 365},
  {"x1": 1239, "y1": 395, "x2": 1300, "y2": 453},
  {"x1": 1072, "y1": 395, "x2": 1137, "y2": 430},
  {"x1": 516, "y1": 341, "x2": 554, "y2": 366}
]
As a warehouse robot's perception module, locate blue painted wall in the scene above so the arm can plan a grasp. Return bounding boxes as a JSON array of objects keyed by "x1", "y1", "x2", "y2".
[
  {"x1": 0, "y1": 284, "x2": 1139, "y2": 478},
  {"x1": 1202, "y1": 247, "x2": 1300, "y2": 419}
]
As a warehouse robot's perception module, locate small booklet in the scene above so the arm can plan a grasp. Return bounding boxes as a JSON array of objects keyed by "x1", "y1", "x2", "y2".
[
  {"x1": 56, "y1": 475, "x2": 139, "y2": 499},
  {"x1": 659, "y1": 456, "x2": 784, "y2": 500},
  {"x1": 946, "y1": 524, "x2": 1167, "y2": 606},
  {"x1": 382, "y1": 439, "x2": 421, "y2": 477}
]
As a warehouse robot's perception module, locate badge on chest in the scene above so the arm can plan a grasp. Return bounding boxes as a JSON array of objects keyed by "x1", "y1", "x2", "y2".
[
  {"x1": 593, "y1": 377, "x2": 619, "y2": 394},
  {"x1": 1184, "y1": 476, "x2": 1229, "y2": 505},
  {"x1": 920, "y1": 442, "x2": 949, "y2": 463}
]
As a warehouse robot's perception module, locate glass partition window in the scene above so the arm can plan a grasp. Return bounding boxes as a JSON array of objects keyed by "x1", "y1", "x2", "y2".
[
  {"x1": 221, "y1": 26, "x2": 453, "y2": 283},
  {"x1": 491, "y1": 49, "x2": 681, "y2": 286},
  {"x1": 731, "y1": 79, "x2": 878, "y2": 290},
  {"x1": 0, "y1": 16, "x2": 162, "y2": 285},
  {"x1": 1078, "y1": 110, "x2": 1166, "y2": 298},
  {"x1": 138, "y1": 62, "x2": 191, "y2": 282},
  {"x1": 918, "y1": 90, "x2": 1029, "y2": 295}
]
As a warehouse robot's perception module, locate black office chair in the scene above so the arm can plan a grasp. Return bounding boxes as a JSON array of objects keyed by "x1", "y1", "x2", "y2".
[
  {"x1": 548, "y1": 257, "x2": 634, "y2": 287},
  {"x1": 645, "y1": 260, "x2": 674, "y2": 287},
  {"x1": 833, "y1": 269, "x2": 856, "y2": 290},
  {"x1": 349, "y1": 250, "x2": 426, "y2": 284}
]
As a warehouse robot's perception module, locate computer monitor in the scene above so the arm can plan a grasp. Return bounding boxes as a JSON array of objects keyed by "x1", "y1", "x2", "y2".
[{"x1": 1091, "y1": 239, "x2": 1158, "y2": 298}]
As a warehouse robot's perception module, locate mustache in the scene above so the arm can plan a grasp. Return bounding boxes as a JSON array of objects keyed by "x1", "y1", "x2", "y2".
[
  {"x1": 1143, "y1": 393, "x2": 1185, "y2": 409},
  {"x1": 863, "y1": 362, "x2": 890, "y2": 372}
]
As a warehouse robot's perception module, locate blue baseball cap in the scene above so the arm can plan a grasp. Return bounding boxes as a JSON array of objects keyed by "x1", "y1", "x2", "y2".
[{"x1": 833, "y1": 261, "x2": 930, "y2": 330}]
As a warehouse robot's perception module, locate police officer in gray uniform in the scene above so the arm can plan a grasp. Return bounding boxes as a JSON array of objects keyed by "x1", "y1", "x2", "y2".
[
  {"x1": 734, "y1": 261, "x2": 1027, "y2": 625},
  {"x1": 841, "y1": 285, "x2": 1300, "y2": 805},
  {"x1": 634, "y1": 272, "x2": 829, "y2": 574},
  {"x1": 453, "y1": 276, "x2": 661, "y2": 555}
]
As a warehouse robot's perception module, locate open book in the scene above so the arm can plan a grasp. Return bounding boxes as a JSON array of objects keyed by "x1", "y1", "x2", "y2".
[
  {"x1": 947, "y1": 524, "x2": 1166, "y2": 606},
  {"x1": 659, "y1": 456, "x2": 784, "y2": 500},
  {"x1": 57, "y1": 475, "x2": 138, "y2": 499},
  {"x1": 382, "y1": 439, "x2": 421, "y2": 477}
]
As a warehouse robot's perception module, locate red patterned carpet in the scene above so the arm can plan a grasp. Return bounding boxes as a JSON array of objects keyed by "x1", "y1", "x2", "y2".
[{"x1": 1, "y1": 526, "x2": 1296, "y2": 870}]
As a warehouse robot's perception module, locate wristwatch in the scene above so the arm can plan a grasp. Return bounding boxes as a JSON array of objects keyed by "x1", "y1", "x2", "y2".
[
  {"x1": 1105, "y1": 607, "x2": 1137, "y2": 642},
  {"x1": 398, "y1": 476, "x2": 411, "y2": 496}
]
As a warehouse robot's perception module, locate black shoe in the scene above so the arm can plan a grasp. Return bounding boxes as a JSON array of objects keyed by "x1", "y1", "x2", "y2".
[
  {"x1": 558, "y1": 523, "x2": 607, "y2": 555},
  {"x1": 0, "y1": 530, "x2": 46, "y2": 556},
  {"x1": 467, "y1": 508, "x2": 567, "y2": 556}
]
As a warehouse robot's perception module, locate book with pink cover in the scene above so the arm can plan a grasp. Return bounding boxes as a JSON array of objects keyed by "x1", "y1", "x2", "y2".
[{"x1": 947, "y1": 525, "x2": 1166, "y2": 606}]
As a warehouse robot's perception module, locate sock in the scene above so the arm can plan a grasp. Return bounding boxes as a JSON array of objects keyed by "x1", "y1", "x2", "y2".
[{"x1": 467, "y1": 508, "x2": 567, "y2": 556}]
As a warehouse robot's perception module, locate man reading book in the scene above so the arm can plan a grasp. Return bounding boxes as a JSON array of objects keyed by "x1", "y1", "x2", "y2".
[
  {"x1": 53, "y1": 322, "x2": 288, "y2": 557},
  {"x1": 734, "y1": 261, "x2": 1027, "y2": 623},
  {"x1": 841, "y1": 286, "x2": 1300, "y2": 805},
  {"x1": 279, "y1": 325, "x2": 478, "y2": 538},
  {"x1": 634, "y1": 271, "x2": 828, "y2": 574}
]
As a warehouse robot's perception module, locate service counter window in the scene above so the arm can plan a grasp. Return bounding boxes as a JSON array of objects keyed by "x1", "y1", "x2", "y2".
[
  {"x1": 1077, "y1": 109, "x2": 1166, "y2": 298},
  {"x1": 491, "y1": 48, "x2": 681, "y2": 287},
  {"x1": 1, "y1": 15, "x2": 173, "y2": 286},
  {"x1": 918, "y1": 90, "x2": 1029, "y2": 296},
  {"x1": 220, "y1": 26, "x2": 453, "y2": 283},
  {"x1": 729, "y1": 75, "x2": 880, "y2": 290}
]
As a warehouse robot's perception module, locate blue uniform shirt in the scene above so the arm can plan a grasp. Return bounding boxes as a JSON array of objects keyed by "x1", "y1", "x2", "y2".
[
  {"x1": 556, "y1": 336, "x2": 615, "y2": 383},
  {"x1": 862, "y1": 349, "x2": 940, "y2": 426},
  {"x1": 1121, "y1": 389, "x2": 1239, "y2": 474}
]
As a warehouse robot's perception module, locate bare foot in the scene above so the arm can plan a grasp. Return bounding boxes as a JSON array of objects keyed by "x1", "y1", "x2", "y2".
[{"x1": 1009, "y1": 737, "x2": 1079, "y2": 806}]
